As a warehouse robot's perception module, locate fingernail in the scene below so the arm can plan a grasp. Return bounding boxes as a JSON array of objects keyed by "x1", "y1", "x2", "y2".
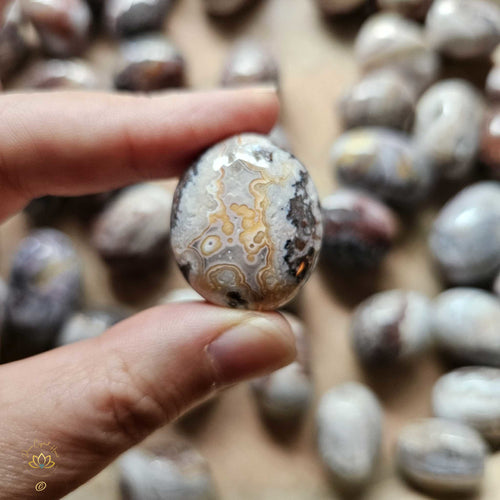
[
  {"x1": 250, "y1": 85, "x2": 278, "y2": 95},
  {"x1": 207, "y1": 314, "x2": 296, "y2": 385}
]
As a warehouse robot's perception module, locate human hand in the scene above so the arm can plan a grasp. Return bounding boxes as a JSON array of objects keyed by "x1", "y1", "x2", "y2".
[{"x1": 0, "y1": 88, "x2": 296, "y2": 499}]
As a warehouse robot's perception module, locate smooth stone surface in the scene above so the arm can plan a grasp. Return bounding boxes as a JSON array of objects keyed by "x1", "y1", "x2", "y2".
[
  {"x1": 414, "y1": 79, "x2": 484, "y2": 180},
  {"x1": 339, "y1": 69, "x2": 416, "y2": 131},
  {"x1": 321, "y1": 189, "x2": 399, "y2": 269},
  {"x1": 221, "y1": 40, "x2": 279, "y2": 88},
  {"x1": 4, "y1": 229, "x2": 81, "y2": 359},
  {"x1": 315, "y1": 0, "x2": 366, "y2": 15},
  {"x1": 118, "y1": 437, "x2": 217, "y2": 500},
  {"x1": 429, "y1": 182, "x2": 500, "y2": 284},
  {"x1": 432, "y1": 367, "x2": 500, "y2": 443},
  {"x1": 203, "y1": 0, "x2": 256, "y2": 16},
  {"x1": 114, "y1": 33, "x2": 185, "y2": 91},
  {"x1": 170, "y1": 133, "x2": 322, "y2": 311},
  {"x1": 331, "y1": 127, "x2": 434, "y2": 206},
  {"x1": 0, "y1": 0, "x2": 30, "y2": 81},
  {"x1": 56, "y1": 309, "x2": 127, "y2": 346},
  {"x1": 480, "y1": 107, "x2": 500, "y2": 180},
  {"x1": 355, "y1": 12, "x2": 439, "y2": 93},
  {"x1": 351, "y1": 289, "x2": 433, "y2": 365},
  {"x1": 425, "y1": 0, "x2": 500, "y2": 59},
  {"x1": 396, "y1": 418, "x2": 487, "y2": 493},
  {"x1": 92, "y1": 183, "x2": 172, "y2": 266},
  {"x1": 377, "y1": 0, "x2": 431, "y2": 19},
  {"x1": 20, "y1": 58, "x2": 99, "y2": 89},
  {"x1": 105, "y1": 0, "x2": 171, "y2": 37},
  {"x1": 251, "y1": 313, "x2": 312, "y2": 422},
  {"x1": 22, "y1": 0, "x2": 91, "y2": 57},
  {"x1": 316, "y1": 382, "x2": 383, "y2": 490},
  {"x1": 486, "y1": 64, "x2": 500, "y2": 101},
  {"x1": 432, "y1": 288, "x2": 500, "y2": 367}
]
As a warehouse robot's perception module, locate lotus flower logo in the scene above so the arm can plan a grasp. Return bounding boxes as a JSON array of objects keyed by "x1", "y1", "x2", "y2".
[{"x1": 29, "y1": 453, "x2": 55, "y2": 470}]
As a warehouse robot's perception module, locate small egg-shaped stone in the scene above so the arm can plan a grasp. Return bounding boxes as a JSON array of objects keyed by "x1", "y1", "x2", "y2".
[
  {"x1": 425, "y1": 0, "x2": 500, "y2": 59},
  {"x1": 351, "y1": 289, "x2": 433, "y2": 365},
  {"x1": 22, "y1": 0, "x2": 91, "y2": 57},
  {"x1": 91, "y1": 183, "x2": 172, "y2": 268},
  {"x1": 377, "y1": 0, "x2": 432, "y2": 19},
  {"x1": 203, "y1": 0, "x2": 256, "y2": 16},
  {"x1": 251, "y1": 313, "x2": 312, "y2": 422},
  {"x1": 480, "y1": 107, "x2": 500, "y2": 180},
  {"x1": 355, "y1": 12, "x2": 439, "y2": 93},
  {"x1": 114, "y1": 34, "x2": 185, "y2": 92},
  {"x1": 331, "y1": 127, "x2": 434, "y2": 206},
  {"x1": 0, "y1": 278, "x2": 7, "y2": 334},
  {"x1": 0, "y1": 1, "x2": 30, "y2": 81},
  {"x1": 396, "y1": 418, "x2": 487, "y2": 494},
  {"x1": 118, "y1": 437, "x2": 217, "y2": 500},
  {"x1": 432, "y1": 367, "x2": 500, "y2": 444},
  {"x1": 315, "y1": 0, "x2": 366, "y2": 15},
  {"x1": 4, "y1": 229, "x2": 81, "y2": 360},
  {"x1": 105, "y1": 0, "x2": 171, "y2": 38},
  {"x1": 170, "y1": 133, "x2": 322, "y2": 311},
  {"x1": 321, "y1": 189, "x2": 399, "y2": 269},
  {"x1": 221, "y1": 41, "x2": 279, "y2": 89},
  {"x1": 56, "y1": 309, "x2": 127, "y2": 346},
  {"x1": 486, "y1": 64, "x2": 500, "y2": 101},
  {"x1": 268, "y1": 124, "x2": 292, "y2": 152},
  {"x1": 429, "y1": 182, "x2": 500, "y2": 284},
  {"x1": 432, "y1": 288, "x2": 500, "y2": 367},
  {"x1": 20, "y1": 59, "x2": 99, "y2": 89},
  {"x1": 316, "y1": 382, "x2": 383, "y2": 491},
  {"x1": 414, "y1": 79, "x2": 484, "y2": 180},
  {"x1": 339, "y1": 69, "x2": 417, "y2": 131}
]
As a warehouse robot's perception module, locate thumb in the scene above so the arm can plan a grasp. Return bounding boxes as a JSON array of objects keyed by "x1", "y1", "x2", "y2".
[{"x1": 0, "y1": 303, "x2": 295, "y2": 499}]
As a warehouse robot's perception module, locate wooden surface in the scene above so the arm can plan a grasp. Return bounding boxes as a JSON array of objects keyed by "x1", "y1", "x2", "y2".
[{"x1": 1, "y1": 0, "x2": 499, "y2": 498}]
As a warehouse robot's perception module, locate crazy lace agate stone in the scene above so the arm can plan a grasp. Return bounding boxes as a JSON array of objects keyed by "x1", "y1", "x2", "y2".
[
  {"x1": 203, "y1": 0, "x2": 257, "y2": 16},
  {"x1": 426, "y1": 0, "x2": 500, "y2": 59},
  {"x1": 170, "y1": 134, "x2": 322, "y2": 311},
  {"x1": 331, "y1": 127, "x2": 434, "y2": 206},
  {"x1": 22, "y1": 0, "x2": 92, "y2": 57},
  {"x1": 105, "y1": 0, "x2": 172, "y2": 37},
  {"x1": 114, "y1": 34, "x2": 185, "y2": 91}
]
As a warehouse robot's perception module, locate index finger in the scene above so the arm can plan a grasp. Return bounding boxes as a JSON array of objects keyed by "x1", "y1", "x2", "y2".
[{"x1": 0, "y1": 87, "x2": 279, "y2": 220}]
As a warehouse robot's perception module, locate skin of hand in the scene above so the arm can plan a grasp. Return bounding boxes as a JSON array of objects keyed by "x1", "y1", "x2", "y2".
[{"x1": 0, "y1": 88, "x2": 296, "y2": 499}]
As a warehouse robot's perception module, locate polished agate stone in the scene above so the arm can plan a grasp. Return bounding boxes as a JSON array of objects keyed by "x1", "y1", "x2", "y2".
[
  {"x1": 23, "y1": 0, "x2": 91, "y2": 57},
  {"x1": 480, "y1": 107, "x2": 500, "y2": 179},
  {"x1": 92, "y1": 183, "x2": 172, "y2": 267},
  {"x1": 317, "y1": 382, "x2": 383, "y2": 490},
  {"x1": 433, "y1": 367, "x2": 500, "y2": 444},
  {"x1": 396, "y1": 419, "x2": 487, "y2": 494},
  {"x1": 426, "y1": 0, "x2": 500, "y2": 59},
  {"x1": 119, "y1": 437, "x2": 216, "y2": 500},
  {"x1": 0, "y1": 0, "x2": 30, "y2": 81},
  {"x1": 355, "y1": 12, "x2": 439, "y2": 94},
  {"x1": 251, "y1": 313, "x2": 312, "y2": 422},
  {"x1": 105, "y1": 0, "x2": 172, "y2": 37},
  {"x1": 339, "y1": 69, "x2": 416, "y2": 131},
  {"x1": 351, "y1": 289, "x2": 433, "y2": 365},
  {"x1": 429, "y1": 182, "x2": 500, "y2": 284},
  {"x1": 377, "y1": 0, "x2": 431, "y2": 19},
  {"x1": 321, "y1": 189, "x2": 399, "y2": 269},
  {"x1": 57, "y1": 309, "x2": 126, "y2": 346},
  {"x1": 315, "y1": 0, "x2": 365, "y2": 15},
  {"x1": 5, "y1": 229, "x2": 81, "y2": 359},
  {"x1": 414, "y1": 79, "x2": 484, "y2": 180},
  {"x1": 170, "y1": 134, "x2": 322, "y2": 310},
  {"x1": 114, "y1": 34, "x2": 185, "y2": 91},
  {"x1": 432, "y1": 288, "x2": 500, "y2": 366},
  {"x1": 21, "y1": 59, "x2": 99, "y2": 89},
  {"x1": 331, "y1": 127, "x2": 434, "y2": 206},
  {"x1": 203, "y1": 0, "x2": 257, "y2": 16},
  {"x1": 221, "y1": 41, "x2": 279, "y2": 88}
]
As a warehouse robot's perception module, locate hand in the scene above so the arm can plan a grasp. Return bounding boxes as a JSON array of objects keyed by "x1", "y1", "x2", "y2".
[{"x1": 0, "y1": 88, "x2": 295, "y2": 499}]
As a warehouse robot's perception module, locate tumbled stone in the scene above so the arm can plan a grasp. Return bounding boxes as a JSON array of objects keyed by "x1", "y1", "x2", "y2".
[{"x1": 480, "y1": 107, "x2": 500, "y2": 179}]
